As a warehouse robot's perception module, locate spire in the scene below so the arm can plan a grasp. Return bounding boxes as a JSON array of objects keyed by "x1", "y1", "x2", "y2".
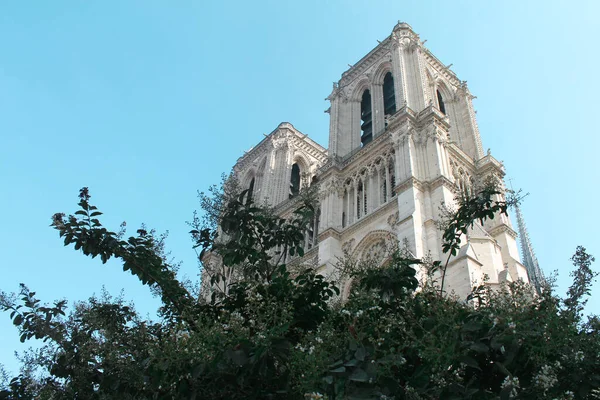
[{"x1": 514, "y1": 201, "x2": 545, "y2": 293}]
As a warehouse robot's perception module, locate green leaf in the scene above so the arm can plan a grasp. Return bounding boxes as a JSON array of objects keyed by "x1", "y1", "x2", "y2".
[
  {"x1": 355, "y1": 347, "x2": 366, "y2": 361},
  {"x1": 462, "y1": 320, "x2": 482, "y2": 332},
  {"x1": 13, "y1": 315, "x2": 22, "y2": 326},
  {"x1": 470, "y1": 342, "x2": 489, "y2": 353},
  {"x1": 459, "y1": 355, "x2": 480, "y2": 370},
  {"x1": 330, "y1": 366, "x2": 346, "y2": 374},
  {"x1": 344, "y1": 359, "x2": 359, "y2": 367},
  {"x1": 349, "y1": 368, "x2": 369, "y2": 382}
]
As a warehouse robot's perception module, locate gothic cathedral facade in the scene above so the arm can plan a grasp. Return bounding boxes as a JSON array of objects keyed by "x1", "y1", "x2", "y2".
[{"x1": 214, "y1": 22, "x2": 531, "y2": 299}]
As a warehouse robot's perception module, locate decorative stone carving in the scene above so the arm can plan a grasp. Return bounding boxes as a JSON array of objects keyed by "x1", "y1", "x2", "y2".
[
  {"x1": 387, "y1": 211, "x2": 399, "y2": 228},
  {"x1": 342, "y1": 238, "x2": 355, "y2": 254}
]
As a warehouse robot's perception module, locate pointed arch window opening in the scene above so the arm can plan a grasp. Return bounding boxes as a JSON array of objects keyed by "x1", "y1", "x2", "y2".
[
  {"x1": 383, "y1": 72, "x2": 396, "y2": 119},
  {"x1": 436, "y1": 89, "x2": 446, "y2": 115},
  {"x1": 247, "y1": 177, "x2": 255, "y2": 204},
  {"x1": 381, "y1": 169, "x2": 388, "y2": 203},
  {"x1": 363, "y1": 180, "x2": 368, "y2": 215},
  {"x1": 360, "y1": 90, "x2": 373, "y2": 147},
  {"x1": 289, "y1": 163, "x2": 301, "y2": 198},
  {"x1": 357, "y1": 181, "x2": 363, "y2": 219},
  {"x1": 389, "y1": 162, "x2": 396, "y2": 197}
]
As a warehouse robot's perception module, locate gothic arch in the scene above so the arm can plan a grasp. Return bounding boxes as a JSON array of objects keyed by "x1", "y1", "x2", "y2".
[
  {"x1": 351, "y1": 77, "x2": 371, "y2": 102},
  {"x1": 254, "y1": 156, "x2": 267, "y2": 200},
  {"x1": 292, "y1": 153, "x2": 310, "y2": 172},
  {"x1": 243, "y1": 168, "x2": 257, "y2": 203},
  {"x1": 342, "y1": 278, "x2": 355, "y2": 300},
  {"x1": 243, "y1": 168, "x2": 256, "y2": 185},
  {"x1": 373, "y1": 61, "x2": 393, "y2": 85},
  {"x1": 352, "y1": 230, "x2": 396, "y2": 260},
  {"x1": 435, "y1": 80, "x2": 454, "y2": 112},
  {"x1": 292, "y1": 153, "x2": 311, "y2": 188}
]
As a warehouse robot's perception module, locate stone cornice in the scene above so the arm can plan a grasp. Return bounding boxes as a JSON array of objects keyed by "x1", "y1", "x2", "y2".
[
  {"x1": 287, "y1": 246, "x2": 320, "y2": 268},
  {"x1": 335, "y1": 23, "x2": 463, "y2": 101},
  {"x1": 488, "y1": 224, "x2": 518, "y2": 239},
  {"x1": 421, "y1": 49, "x2": 461, "y2": 88},
  {"x1": 235, "y1": 122, "x2": 327, "y2": 172},
  {"x1": 318, "y1": 227, "x2": 341, "y2": 242},
  {"x1": 447, "y1": 143, "x2": 476, "y2": 170},
  {"x1": 339, "y1": 37, "x2": 392, "y2": 88},
  {"x1": 475, "y1": 154, "x2": 505, "y2": 176},
  {"x1": 427, "y1": 176, "x2": 455, "y2": 192},
  {"x1": 272, "y1": 192, "x2": 304, "y2": 217}
]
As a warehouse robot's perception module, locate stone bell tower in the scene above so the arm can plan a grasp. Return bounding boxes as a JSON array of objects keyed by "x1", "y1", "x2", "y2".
[{"x1": 209, "y1": 22, "x2": 532, "y2": 299}]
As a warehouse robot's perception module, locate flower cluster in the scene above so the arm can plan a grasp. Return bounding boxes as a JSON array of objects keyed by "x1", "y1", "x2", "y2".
[
  {"x1": 533, "y1": 362, "x2": 559, "y2": 393},
  {"x1": 501, "y1": 376, "x2": 520, "y2": 398}
]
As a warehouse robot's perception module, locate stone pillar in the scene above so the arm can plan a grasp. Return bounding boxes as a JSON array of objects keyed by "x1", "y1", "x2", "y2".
[
  {"x1": 390, "y1": 39, "x2": 407, "y2": 107},
  {"x1": 391, "y1": 23, "x2": 427, "y2": 112},
  {"x1": 350, "y1": 99, "x2": 362, "y2": 154}
]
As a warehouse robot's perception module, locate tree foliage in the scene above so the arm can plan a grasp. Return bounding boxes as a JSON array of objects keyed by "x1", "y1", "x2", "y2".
[{"x1": 1, "y1": 186, "x2": 598, "y2": 399}]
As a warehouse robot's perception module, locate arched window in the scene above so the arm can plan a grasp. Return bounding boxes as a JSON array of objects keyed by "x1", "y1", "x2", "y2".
[
  {"x1": 389, "y1": 162, "x2": 396, "y2": 197},
  {"x1": 311, "y1": 175, "x2": 318, "y2": 186},
  {"x1": 381, "y1": 169, "x2": 387, "y2": 203},
  {"x1": 356, "y1": 181, "x2": 363, "y2": 219},
  {"x1": 289, "y1": 163, "x2": 301, "y2": 198},
  {"x1": 436, "y1": 89, "x2": 446, "y2": 115},
  {"x1": 383, "y1": 72, "x2": 396, "y2": 116},
  {"x1": 360, "y1": 90, "x2": 373, "y2": 146},
  {"x1": 246, "y1": 177, "x2": 255, "y2": 204}
]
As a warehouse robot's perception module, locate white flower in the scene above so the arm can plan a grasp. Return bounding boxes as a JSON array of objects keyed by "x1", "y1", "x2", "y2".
[
  {"x1": 533, "y1": 364, "x2": 557, "y2": 393},
  {"x1": 501, "y1": 376, "x2": 520, "y2": 398},
  {"x1": 304, "y1": 392, "x2": 323, "y2": 399},
  {"x1": 315, "y1": 337, "x2": 323, "y2": 344}
]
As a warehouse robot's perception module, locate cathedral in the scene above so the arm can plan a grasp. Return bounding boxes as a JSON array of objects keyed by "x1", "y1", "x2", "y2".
[{"x1": 209, "y1": 22, "x2": 539, "y2": 299}]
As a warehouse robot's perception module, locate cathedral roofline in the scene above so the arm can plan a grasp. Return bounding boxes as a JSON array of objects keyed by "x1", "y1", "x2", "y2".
[
  {"x1": 338, "y1": 22, "x2": 461, "y2": 88},
  {"x1": 235, "y1": 122, "x2": 327, "y2": 168}
]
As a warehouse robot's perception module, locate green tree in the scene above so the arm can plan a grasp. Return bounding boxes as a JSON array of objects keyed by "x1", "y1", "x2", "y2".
[{"x1": 1, "y1": 185, "x2": 598, "y2": 399}]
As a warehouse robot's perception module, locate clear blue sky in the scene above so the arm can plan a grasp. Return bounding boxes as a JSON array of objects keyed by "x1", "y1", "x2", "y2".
[{"x1": 1, "y1": 1, "x2": 598, "y2": 375}]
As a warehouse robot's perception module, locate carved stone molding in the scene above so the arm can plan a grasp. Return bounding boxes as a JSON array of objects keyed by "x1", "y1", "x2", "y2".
[
  {"x1": 342, "y1": 238, "x2": 355, "y2": 254},
  {"x1": 387, "y1": 211, "x2": 400, "y2": 228},
  {"x1": 488, "y1": 224, "x2": 518, "y2": 239}
]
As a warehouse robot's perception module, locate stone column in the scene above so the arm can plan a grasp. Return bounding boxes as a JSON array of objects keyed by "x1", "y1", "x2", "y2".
[
  {"x1": 350, "y1": 99, "x2": 362, "y2": 153},
  {"x1": 371, "y1": 82, "x2": 385, "y2": 137}
]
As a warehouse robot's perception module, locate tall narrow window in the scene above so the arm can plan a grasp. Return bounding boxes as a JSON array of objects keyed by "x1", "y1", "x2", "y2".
[
  {"x1": 247, "y1": 177, "x2": 255, "y2": 204},
  {"x1": 383, "y1": 72, "x2": 396, "y2": 116},
  {"x1": 289, "y1": 163, "x2": 300, "y2": 198},
  {"x1": 357, "y1": 182, "x2": 363, "y2": 219},
  {"x1": 436, "y1": 89, "x2": 446, "y2": 115},
  {"x1": 342, "y1": 211, "x2": 346, "y2": 228},
  {"x1": 381, "y1": 172, "x2": 387, "y2": 203},
  {"x1": 360, "y1": 90, "x2": 373, "y2": 146},
  {"x1": 389, "y1": 163, "x2": 396, "y2": 197},
  {"x1": 363, "y1": 180, "x2": 368, "y2": 215}
]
